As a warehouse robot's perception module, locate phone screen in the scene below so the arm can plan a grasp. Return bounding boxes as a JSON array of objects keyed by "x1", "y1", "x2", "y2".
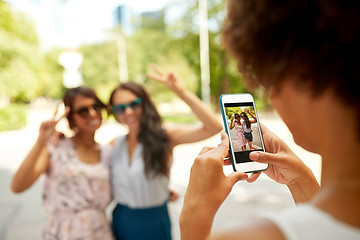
[{"x1": 224, "y1": 101, "x2": 265, "y2": 164}]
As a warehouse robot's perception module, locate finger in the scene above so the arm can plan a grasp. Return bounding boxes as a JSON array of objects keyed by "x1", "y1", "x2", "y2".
[
  {"x1": 146, "y1": 72, "x2": 163, "y2": 83},
  {"x1": 52, "y1": 101, "x2": 61, "y2": 119},
  {"x1": 249, "y1": 151, "x2": 283, "y2": 165},
  {"x1": 205, "y1": 132, "x2": 230, "y2": 161},
  {"x1": 246, "y1": 171, "x2": 262, "y2": 183},
  {"x1": 55, "y1": 106, "x2": 70, "y2": 123},
  {"x1": 151, "y1": 64, "x2": 166, "y2": 76},
  {"x1": 198, "y1": 146, "x2": 214, "y2": 155},
  {"x1": 223, "y1": 157, "x2": 232, "y2": 165},
  {"x1": 227, "y1": 172, "x2": 248, "y2": 186}
]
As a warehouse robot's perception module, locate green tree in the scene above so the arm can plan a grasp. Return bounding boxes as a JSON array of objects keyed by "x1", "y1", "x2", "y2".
[
  {"x1": 166, "y1": 0, "x2": 270, "y2": 110},
  {"x1": 0, "y1": 0, "x2": 63, "y2": 102}
]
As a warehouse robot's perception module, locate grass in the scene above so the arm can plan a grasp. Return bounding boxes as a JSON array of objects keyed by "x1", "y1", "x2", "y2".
[{"x1": 0, "y1": 104, "x2": 28, "y2": 131}]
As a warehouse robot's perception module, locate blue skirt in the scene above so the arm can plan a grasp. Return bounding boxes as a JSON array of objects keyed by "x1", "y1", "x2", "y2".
[{"x1": 112, "y1": 202, "x2": 172, "y2": 240}]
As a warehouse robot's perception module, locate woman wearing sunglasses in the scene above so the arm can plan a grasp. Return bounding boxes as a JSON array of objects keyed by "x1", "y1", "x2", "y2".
[
  {"x1": 240, "y1": 109, "x2": 258, "y2": 150},
  {"x1": 108, "y1": 64, "x2": 223, "y2": 240},
  {"x1": 11, "y1": 87, "x2": 114, "y2": 240}
]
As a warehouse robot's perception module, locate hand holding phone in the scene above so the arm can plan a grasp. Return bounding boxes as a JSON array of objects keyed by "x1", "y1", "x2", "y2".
[{"x1": 219, "y1": 93, "x2": 268, "y2": 173}]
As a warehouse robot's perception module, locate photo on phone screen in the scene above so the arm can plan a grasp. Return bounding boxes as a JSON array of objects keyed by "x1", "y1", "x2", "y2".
[
  {"x1": 223, "y1": 101, "x2": 265, "y2": 164},
  {"x1": 220, "y1": 93, "x2": 268, "y2": 173}
]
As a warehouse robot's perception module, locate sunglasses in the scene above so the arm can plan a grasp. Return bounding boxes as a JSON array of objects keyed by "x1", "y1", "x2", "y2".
[
  {"x1": 74, "y1": 103, "x2": 105, "y2": 119},
  {"x1": 112, "y1": 98, "x2": 142, "y2": 115}
]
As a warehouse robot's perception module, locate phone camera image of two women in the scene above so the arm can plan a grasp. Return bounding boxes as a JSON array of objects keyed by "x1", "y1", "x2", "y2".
[{"x1": 227, "y1": 106, "x2": 261, "y2": 153}]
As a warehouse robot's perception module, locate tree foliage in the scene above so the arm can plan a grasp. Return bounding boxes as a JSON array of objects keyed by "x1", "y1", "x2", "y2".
[
  {"x1": 1, "y1": 0, "x2": 270, "y2": 110},
  {"x1": 0, "y1": 0, "x2": 63, "y2": 102}
]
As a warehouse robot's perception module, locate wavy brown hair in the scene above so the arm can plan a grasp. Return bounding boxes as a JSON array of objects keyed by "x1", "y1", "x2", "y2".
[{"x1": 109, "y1": 83, "x2": 171, "y2": 177}]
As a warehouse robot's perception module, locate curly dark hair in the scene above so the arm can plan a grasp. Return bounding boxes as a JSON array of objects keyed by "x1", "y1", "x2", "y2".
[
  {"x1": 222, "y1": 0, "x2": 360, "y2": 123},
  {"x1": 109, "y1": 83, "x2": 171, "y2": 177}
]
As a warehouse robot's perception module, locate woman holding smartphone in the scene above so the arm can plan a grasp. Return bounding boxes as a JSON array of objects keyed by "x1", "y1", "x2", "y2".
[
  {"x1": 11, "y1": 87, "x2": 114, "y2": 239},
  {"x1": 180, "y1": 0, "x2": 360, "y2": 239},
  {"x1": 109, "y1": 65, "x2": 223, "y2": 240}
]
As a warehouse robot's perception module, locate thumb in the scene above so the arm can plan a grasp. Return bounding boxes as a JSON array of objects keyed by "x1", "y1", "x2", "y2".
[
  {"x1": 226, "y1": 172, "x2": 248, "y2": 186},
  {"x1": 249, "y1": 151, "x2": 281, "y2": 164}
]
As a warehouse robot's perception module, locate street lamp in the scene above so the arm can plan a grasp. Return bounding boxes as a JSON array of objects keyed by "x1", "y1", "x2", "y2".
[
  {"x1": 199, "y1": 0, "x2": 211, "y2": 105},
  {"x1": 103, "y1": 30, "x2": 129, "y2": 83}
]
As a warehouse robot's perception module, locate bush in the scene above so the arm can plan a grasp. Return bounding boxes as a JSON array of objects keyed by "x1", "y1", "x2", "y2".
[{"x1": 0, "y1": 104, "x2": 28, "y2": 131}]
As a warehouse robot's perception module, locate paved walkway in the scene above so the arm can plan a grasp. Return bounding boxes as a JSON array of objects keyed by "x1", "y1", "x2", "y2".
[{"x1": 0, "y1": 105, "x2": 321, "y2": 240}]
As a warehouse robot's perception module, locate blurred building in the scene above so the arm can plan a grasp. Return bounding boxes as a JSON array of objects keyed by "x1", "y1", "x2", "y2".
[
  {"x1": 112, "y1": 5, "x2": 165, "y2": 35},
  {"x1": 113, "y1": 5, "x2": 134, "y2": 36},
  {"x1": 140, "y1": 10, "x2": 165, "y2": 30}
]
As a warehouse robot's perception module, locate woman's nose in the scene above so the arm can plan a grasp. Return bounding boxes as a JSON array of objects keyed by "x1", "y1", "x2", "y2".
[{"x1": 88, "y1": 107, "x2": 98, "y2": 117}]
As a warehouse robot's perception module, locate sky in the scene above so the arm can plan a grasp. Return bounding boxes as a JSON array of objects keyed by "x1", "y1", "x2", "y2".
[{"x1": 8, "y1": 0, "x2": 182, "y2": 49}]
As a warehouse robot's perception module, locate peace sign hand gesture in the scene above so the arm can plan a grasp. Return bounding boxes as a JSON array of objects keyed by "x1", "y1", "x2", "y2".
[
  {"x1": 146, "y1": 64, "x2": 186, "y2": 94},
  {"x1": 38, "y1": 103, "x2": 70, "y2": 145}
]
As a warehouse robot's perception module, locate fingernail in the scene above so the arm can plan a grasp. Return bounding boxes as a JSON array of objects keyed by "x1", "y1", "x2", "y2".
[{"x1": 250, "y1": 151, "x2": 259, "y2": 160}]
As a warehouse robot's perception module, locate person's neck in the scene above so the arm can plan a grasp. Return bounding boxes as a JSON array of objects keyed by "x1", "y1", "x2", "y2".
[
  {"x1": 127, "y1": 130, "x2": 139, "y2": 144},
  {"x1": 312, "y1": 137, "x2": 360, "y2": 227},
  {"x1": 72, "y1": 132, "x2": 97, "y2": 148},
  {"x1": 320, "y1": 137, "x2": 360, "y2": 187}
]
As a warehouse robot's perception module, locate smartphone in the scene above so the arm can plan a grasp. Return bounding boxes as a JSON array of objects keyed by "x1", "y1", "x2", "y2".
[{"x1": 219, "y1": 93, "x2": 268, "y2": 173}]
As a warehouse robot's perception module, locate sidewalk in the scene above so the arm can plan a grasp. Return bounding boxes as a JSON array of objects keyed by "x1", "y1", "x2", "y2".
[{"x1": 0, "y1": 106, "x2": 321, "y2": 240}]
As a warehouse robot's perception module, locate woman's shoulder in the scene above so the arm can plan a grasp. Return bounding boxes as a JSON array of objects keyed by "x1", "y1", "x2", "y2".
[
  {"x1": 260, "y1": 204, "x2": 360, "y2": 239},
  {"x1": 107, "y1": 134, "x2": 128, "y2": 153}
]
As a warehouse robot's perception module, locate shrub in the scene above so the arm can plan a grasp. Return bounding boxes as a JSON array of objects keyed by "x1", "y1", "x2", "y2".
[{"x1": 0, "y1": 104, "x2": 28, "y2": 131}]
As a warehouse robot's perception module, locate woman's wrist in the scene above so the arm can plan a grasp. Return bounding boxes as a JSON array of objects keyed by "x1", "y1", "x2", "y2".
[
  {"x1": 180, "y1": 201, "x2": 215, "y2": 240},
  {"x1": 36, "y1": 135, "x2": 48, "y2": 146},
  {"x1": 287, "y1": 169, "x2": 320, "y2": 203},
  {"x1": 174, "y1": 86, "x2": 188, "y2": 98}
]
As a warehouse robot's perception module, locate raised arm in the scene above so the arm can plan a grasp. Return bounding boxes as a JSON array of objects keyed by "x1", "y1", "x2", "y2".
[
  {"x1": 229, "y1": 118, "x2": 235, "y2": 130},
  {"x1": 11, "y1": 108, "x2": 69, "y2": 193},
  {"x1": 245, "y1": 108, "x2": 257, "y2": 123},
  {"x1": 146, "y1": 64, "x2": 223, "y2": 147}
]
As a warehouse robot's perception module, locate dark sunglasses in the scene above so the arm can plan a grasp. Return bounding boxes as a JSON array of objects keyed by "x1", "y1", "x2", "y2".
[
  {"x1": 112, "y1": 98, "x2": 142, "y2": 115},
  {"x1": 74, "y1": 103, "x2": 105, "y2": 119}
]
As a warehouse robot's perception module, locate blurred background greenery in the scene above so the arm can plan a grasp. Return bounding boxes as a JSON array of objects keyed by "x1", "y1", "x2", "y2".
[{"x1": 0, "y1": 0, "x2": 271, "y2": 131}]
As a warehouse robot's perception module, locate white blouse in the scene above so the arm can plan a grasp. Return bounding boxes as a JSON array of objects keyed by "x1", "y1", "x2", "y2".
[
  {"x1": 111, "y1": 135, "x2": 170, "y2": 208},
  {"x1": 261, "y1": 203, "x2": 360, "y2": 240}
]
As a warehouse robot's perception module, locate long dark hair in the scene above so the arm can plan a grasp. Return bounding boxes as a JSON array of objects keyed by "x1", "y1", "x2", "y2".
[
  {"x1": 63, "y1": 86, "x2": 105, "y2": 129},
  {"x1": 109, "y1": 82, "x2": 171, "y2": 177},
  {"x1": 240, "y1": 112, "x2": 251, "y2": 129},
  {"x1": 234, "y1": 113, "x2": 240, "y2": 123}
]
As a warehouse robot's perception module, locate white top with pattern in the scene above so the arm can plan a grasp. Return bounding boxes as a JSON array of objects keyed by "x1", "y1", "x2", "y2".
[{"x1": 43, "y1": 138, "x2": 114, "y2": 240}]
